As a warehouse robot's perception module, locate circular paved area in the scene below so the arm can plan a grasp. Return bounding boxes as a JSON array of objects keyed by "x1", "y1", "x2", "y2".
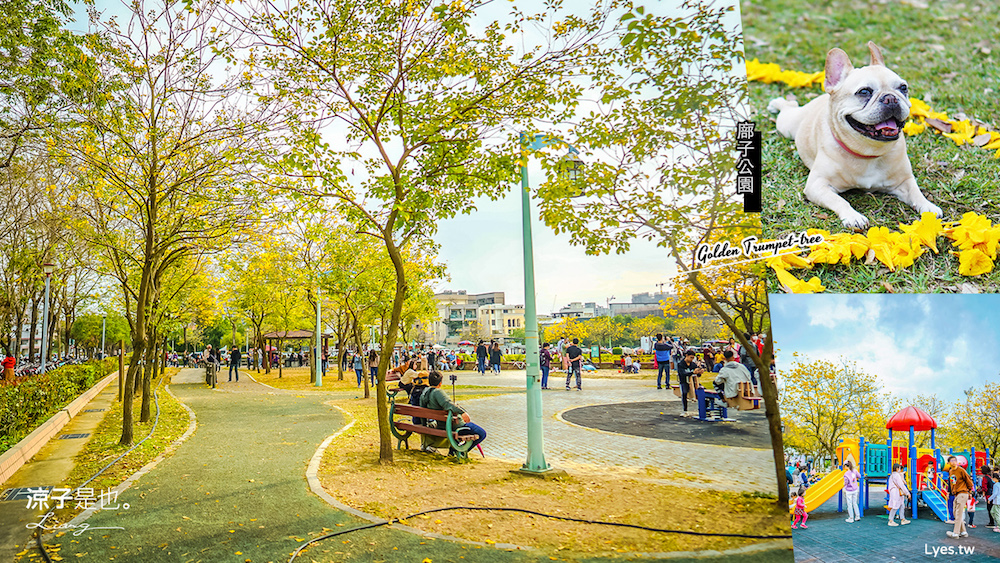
[
  {"x1": 561, "y1": 400, "x2": 771, "y2": 448},
  {"x1": 456, "y1": 372, "x2": 778, "y2": 494}
]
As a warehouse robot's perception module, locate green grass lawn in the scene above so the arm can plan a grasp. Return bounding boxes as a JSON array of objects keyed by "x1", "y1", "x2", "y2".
[{"x1": 743, "y1": 0, "x2": 1000, "y2": 292}]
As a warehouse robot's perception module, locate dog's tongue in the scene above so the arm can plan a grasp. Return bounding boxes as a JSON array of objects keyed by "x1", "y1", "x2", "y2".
[{"x1": 875, "y1": 120, "x2": 899, "y2": 135}]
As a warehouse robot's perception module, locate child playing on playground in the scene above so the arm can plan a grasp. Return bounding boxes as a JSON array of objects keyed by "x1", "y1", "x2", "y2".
[
  {"x1": 887, "y1": 463, "x2": 912, "y2": 527},
  {"x1": 791, "y1": 486, "x2": 808, "y2": 529},
  {"x1": 967, "y1": 494, "x2": 977, "y2": 528}
]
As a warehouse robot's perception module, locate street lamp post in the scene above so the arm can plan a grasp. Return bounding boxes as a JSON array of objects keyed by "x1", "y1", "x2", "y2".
[
  {"x1": 314, "y1": 285, "x2": 322, "y2": 387},
  {"x1": 101, "y1": 314, "x2": 107, "y2": 360},
  {"x1": 518, "y1": 132, "x2": 582, "y2": 474},
  {"x1": 39, "y1": 263, "x2": 55, "y2": 372}
]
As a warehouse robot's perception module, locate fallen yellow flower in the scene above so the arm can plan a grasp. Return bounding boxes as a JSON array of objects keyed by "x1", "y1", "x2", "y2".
[
  {"x1": 958, "y1": 248, "x2": 995, "y2": 276},
  {"x1": 899, "y1": 212, "x2": 945, "y2": 253},
  {"x1": 774, "y1": 266, "x2": 826, "y2": 293}
]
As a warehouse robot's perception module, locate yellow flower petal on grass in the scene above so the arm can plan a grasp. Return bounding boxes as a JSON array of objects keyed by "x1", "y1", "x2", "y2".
[
  {"x1": 902, "y1": 120, "x2": 926, "y2": 136},
  {"x1": 958, "y1": 248, "x2": 994, "y2": 276},
  {"x1": 765, "y1": 248, "x2": 812, "y2": 270},
  {"x1": 774, "y1": 267, "x2": 826, "y2": 293},
  {"x1": 899, "y1": 212, "x2": 944, "y2": 253}
]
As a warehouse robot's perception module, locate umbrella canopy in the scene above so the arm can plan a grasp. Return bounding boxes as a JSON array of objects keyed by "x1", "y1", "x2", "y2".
[
  {"x1": 458, "y1": 340, "x2": 474, "y2": 346},
  {"x1": 432, "y1": 344, "x2": 445, "y2": 349},
  {"x1": 886, "y1": 405, "x2": 937, "y2": 432}
]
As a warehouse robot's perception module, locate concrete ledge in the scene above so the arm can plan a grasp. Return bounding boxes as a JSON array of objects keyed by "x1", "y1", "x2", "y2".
[{"x1": 0, "y1": 370, "x2": 120, "y2": 485}]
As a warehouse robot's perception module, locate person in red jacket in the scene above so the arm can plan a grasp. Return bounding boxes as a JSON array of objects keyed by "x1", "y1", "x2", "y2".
[{"x1": 2, "y1": 352, "x2": 16, "y2": 381}]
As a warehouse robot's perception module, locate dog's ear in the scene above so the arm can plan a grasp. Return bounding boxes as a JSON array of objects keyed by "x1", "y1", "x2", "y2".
[
  {"x1": 824, "y1": 48, "x2": 854, "y2": 91},
  {"x1": 867, "y1": 41, "x2": 885, "y2": 66}
]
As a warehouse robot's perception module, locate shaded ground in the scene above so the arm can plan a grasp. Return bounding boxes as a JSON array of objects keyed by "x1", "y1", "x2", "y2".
[
  {"x1": 561, "y1": 401, "x2": 771, "y2": 449},
  {"x1": 793, "y1": 485, "x2": 1000, "y2": 562}
]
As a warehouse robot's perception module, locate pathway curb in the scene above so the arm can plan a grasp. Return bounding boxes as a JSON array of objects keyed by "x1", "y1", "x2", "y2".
[
  {"x1": 0, "y1": 370, "x2": 120, "y2": 485},
  {"x1": 66, "y1": 381, "x2": 198, "y2": 528}
]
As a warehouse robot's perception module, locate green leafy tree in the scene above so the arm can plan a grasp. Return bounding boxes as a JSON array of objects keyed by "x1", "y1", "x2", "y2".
[
  {"x1": 243, "y1": 0, "x2": 611, "y2": 463},
  {"x1": 532, "y1": 1, "x2": 786, "y2": 503},
  {"x1": 60, "y1": 0, "x2": 276, "y2": 444}
]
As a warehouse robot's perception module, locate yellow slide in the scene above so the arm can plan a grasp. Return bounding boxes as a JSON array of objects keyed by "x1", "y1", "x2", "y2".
[{"x1": 789, "y1": 469, "x2": 846, "y2": 513}]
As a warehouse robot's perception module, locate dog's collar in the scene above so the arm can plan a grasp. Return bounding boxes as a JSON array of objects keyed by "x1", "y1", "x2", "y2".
[{"x1": 832, "y1": 133, "x2": 879, "y2": 159}]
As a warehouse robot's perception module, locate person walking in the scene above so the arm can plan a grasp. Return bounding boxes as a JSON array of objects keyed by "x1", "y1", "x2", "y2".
[
  {"x1": 2, "y1": 351, "x2": 15, "y2": 382},
  {"x1": 368, "y1": 349, "x2": 378, "y2": 386},
  {"x1": 565, "y1": 338, "x2": 583, "y2": 391},
  {"x1": 475, "y1": 341, "x2": 487, "y2": 375},
  {"x1": 653, "y1": 334, "x2": 671, "y2": 390},
  {"x1": 887, "y1": 463, "x2": 911, "y2": 526},
  {"x1": 981, "y1": 465, "x2": 996, "y2": 530},
  {"x1": 488, "y1": 342, "x2": 502, "y2": 374},
  {"x1": 353, "y1": 353, "x2": 364, "y2": 388},
  {"x1": 539, "y1": 342, "x2": 552, "y2": 389},
  {"x1": 946, "y1": 455, "x2": 974, "y2": 538},
  {"x1": 228, "y1": 347, "x2": 242, "y2": 382},
  {"x1": 842, "y1": 460, "x2": 862, "y2": 523}
]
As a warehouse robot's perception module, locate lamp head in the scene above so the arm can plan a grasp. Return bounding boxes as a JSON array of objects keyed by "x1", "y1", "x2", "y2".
[
  {"x1": 42, "y1": 263, "x2": 55, "y2": 276},
  {"x1": 562, "y1": 151, "x2": 584, "y2": 182}
]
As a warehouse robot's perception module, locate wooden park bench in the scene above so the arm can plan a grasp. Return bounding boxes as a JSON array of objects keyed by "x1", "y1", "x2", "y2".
[
  {"x1": 388, "y1": 398, "x2": 481, "y2": 460},
  {"x1": 723, "y1": 381, "x2": 762, "y2": 411}
]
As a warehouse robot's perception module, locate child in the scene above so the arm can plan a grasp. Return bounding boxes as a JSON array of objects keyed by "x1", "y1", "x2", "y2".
[
  {"x1": 967, "y1": 494, "x2": 977, "y2": 528},
  {"x1": 791, "y1": 486, "x2": 808, "y2": 529}
]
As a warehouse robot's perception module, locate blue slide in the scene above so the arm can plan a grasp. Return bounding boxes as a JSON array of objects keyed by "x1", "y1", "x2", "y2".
[{"x1": 922, "y1": 489, "x2": 950, "y2": 522}]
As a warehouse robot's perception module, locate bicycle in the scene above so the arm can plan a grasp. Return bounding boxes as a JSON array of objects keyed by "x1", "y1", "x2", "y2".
[{"x1": 511, "y1": 360, "x2": 526, "y2": 369}]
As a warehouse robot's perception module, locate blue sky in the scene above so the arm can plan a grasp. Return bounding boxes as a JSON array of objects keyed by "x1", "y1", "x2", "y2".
[{"x1": 770, "y1": 294, "x2": 999, "y2": 403}]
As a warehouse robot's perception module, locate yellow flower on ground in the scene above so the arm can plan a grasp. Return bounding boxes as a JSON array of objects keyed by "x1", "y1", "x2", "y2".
[
  {"x1": 765, "y1": 248, "x2": 812, "y2": 270},
  {"x1": 902, "y1": 120, "x2": 926, "y2": 136},
  {"x1": 899, "y1": 212, "x2": 944, "y2": 253},
  {"x1": 948, "y1": 212, "x2": 994, "y2": 251},
  {"x1": 773, "y1": 266, "x2": 826, "y2": 293},
  {"x1": 942, "y1": 120, "x2": 977, "y2": 146},
  {"x1": 909, "y1": 98, "x2": 932, "y2": 119},
  {"x1": 958, "y1": 248, "x2": 994, "y2": 276}
]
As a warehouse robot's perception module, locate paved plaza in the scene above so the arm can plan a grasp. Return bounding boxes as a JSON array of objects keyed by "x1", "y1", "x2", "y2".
[{"x1": 793, "y1": 486, "x2": 1000, "y2": 562}]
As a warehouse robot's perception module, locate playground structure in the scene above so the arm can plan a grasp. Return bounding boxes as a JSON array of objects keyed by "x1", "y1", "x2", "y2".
[
  {"x1": 791, "y1": 406, "x2": 990, "y2": 521},
  {"x1": 672, "y1": 373, "x2": 761, "y2": 422}
]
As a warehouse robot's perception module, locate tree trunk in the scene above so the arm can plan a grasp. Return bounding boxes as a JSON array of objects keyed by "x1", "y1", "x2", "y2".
[
  {"x1": 120, "y1": 344, "x2": 144, "y2": 445},
  {"x1": 374, "y1": 236, "x2": 411, "y2": 465},
  {"x1": 687, "y1": 273, "x2": 786, "y2": 506},
  {"x1": 140, "y1": 327, "x2": 156, "y2": 422},
  {"x1": 28, "y1": 295, "x2": 39, "y2": 360},
  {"x1": 277, "y1": 338, "x2": 283, "y2": 378}
]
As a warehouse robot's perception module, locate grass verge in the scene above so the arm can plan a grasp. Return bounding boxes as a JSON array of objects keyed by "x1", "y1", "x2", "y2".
[
  {"x1": 44, "y1": 368, "x2": 191, "y2": 524},
  {"x1": 317, "y1": 397, "x2": 788, "y2": 558},
  {"x1": 744, "y1": 0, "x2": 1000, "y2": 292}
]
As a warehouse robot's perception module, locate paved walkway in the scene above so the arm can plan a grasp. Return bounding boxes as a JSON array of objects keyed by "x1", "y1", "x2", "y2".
[
  {"x1": 793, "y1": 487, "x2": 1000, "y2": 562},
  {"x1": 5, "y1": 368, "x2": 790, "y2": 562},
  {"x1": 457, "y1": 372, "x2": 776, "y2": 493},
  {"x1": 0, "y1": 376, "x2": 120, "y2": 562}
]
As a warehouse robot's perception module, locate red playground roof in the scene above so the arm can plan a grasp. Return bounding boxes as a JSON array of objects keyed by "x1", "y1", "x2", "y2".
[{"x1": 886, "y1": 406, "x2": 937, "y2": 432}]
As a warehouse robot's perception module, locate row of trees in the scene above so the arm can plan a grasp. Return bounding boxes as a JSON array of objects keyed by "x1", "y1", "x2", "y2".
[{"x1": 781, "y1": 356, "x2": 1000, "y2": 464}]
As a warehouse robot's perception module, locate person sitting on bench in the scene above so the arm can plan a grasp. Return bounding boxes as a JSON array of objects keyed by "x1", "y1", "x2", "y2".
[
  {"x1": 419, "y1": 370, "x2": 486, "y2": 455},
  {"x1": 713, "y1": 350, "x2": 752, "y2": 401},
  {"x1": 388, "y1": 359, "x2": 418, "y2": 393}
]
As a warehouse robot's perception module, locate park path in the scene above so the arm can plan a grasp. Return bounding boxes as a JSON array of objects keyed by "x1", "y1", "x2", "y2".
[
  {"x1": 67, "y1": 369, "x2": 792, "y2": 563},
  {"x1": 0, "y1": 368, "x2": 792, "y2": 563}
]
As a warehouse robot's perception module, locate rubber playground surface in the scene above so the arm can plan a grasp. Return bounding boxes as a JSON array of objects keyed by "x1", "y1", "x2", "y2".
[
  {"x1": 792, "y1": 485, "x2": 1000, "y2": 562},
  {"x1": 561, "y1": 401, "x2": 771, "y2": 449},
  {"x1": 10, "y1": 370, "x2": 793, "y2": 563}
]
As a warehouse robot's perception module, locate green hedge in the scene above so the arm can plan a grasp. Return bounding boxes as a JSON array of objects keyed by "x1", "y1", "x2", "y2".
[{"x1": 0, "y1": 359, "x2": 117, "y2": 455}]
